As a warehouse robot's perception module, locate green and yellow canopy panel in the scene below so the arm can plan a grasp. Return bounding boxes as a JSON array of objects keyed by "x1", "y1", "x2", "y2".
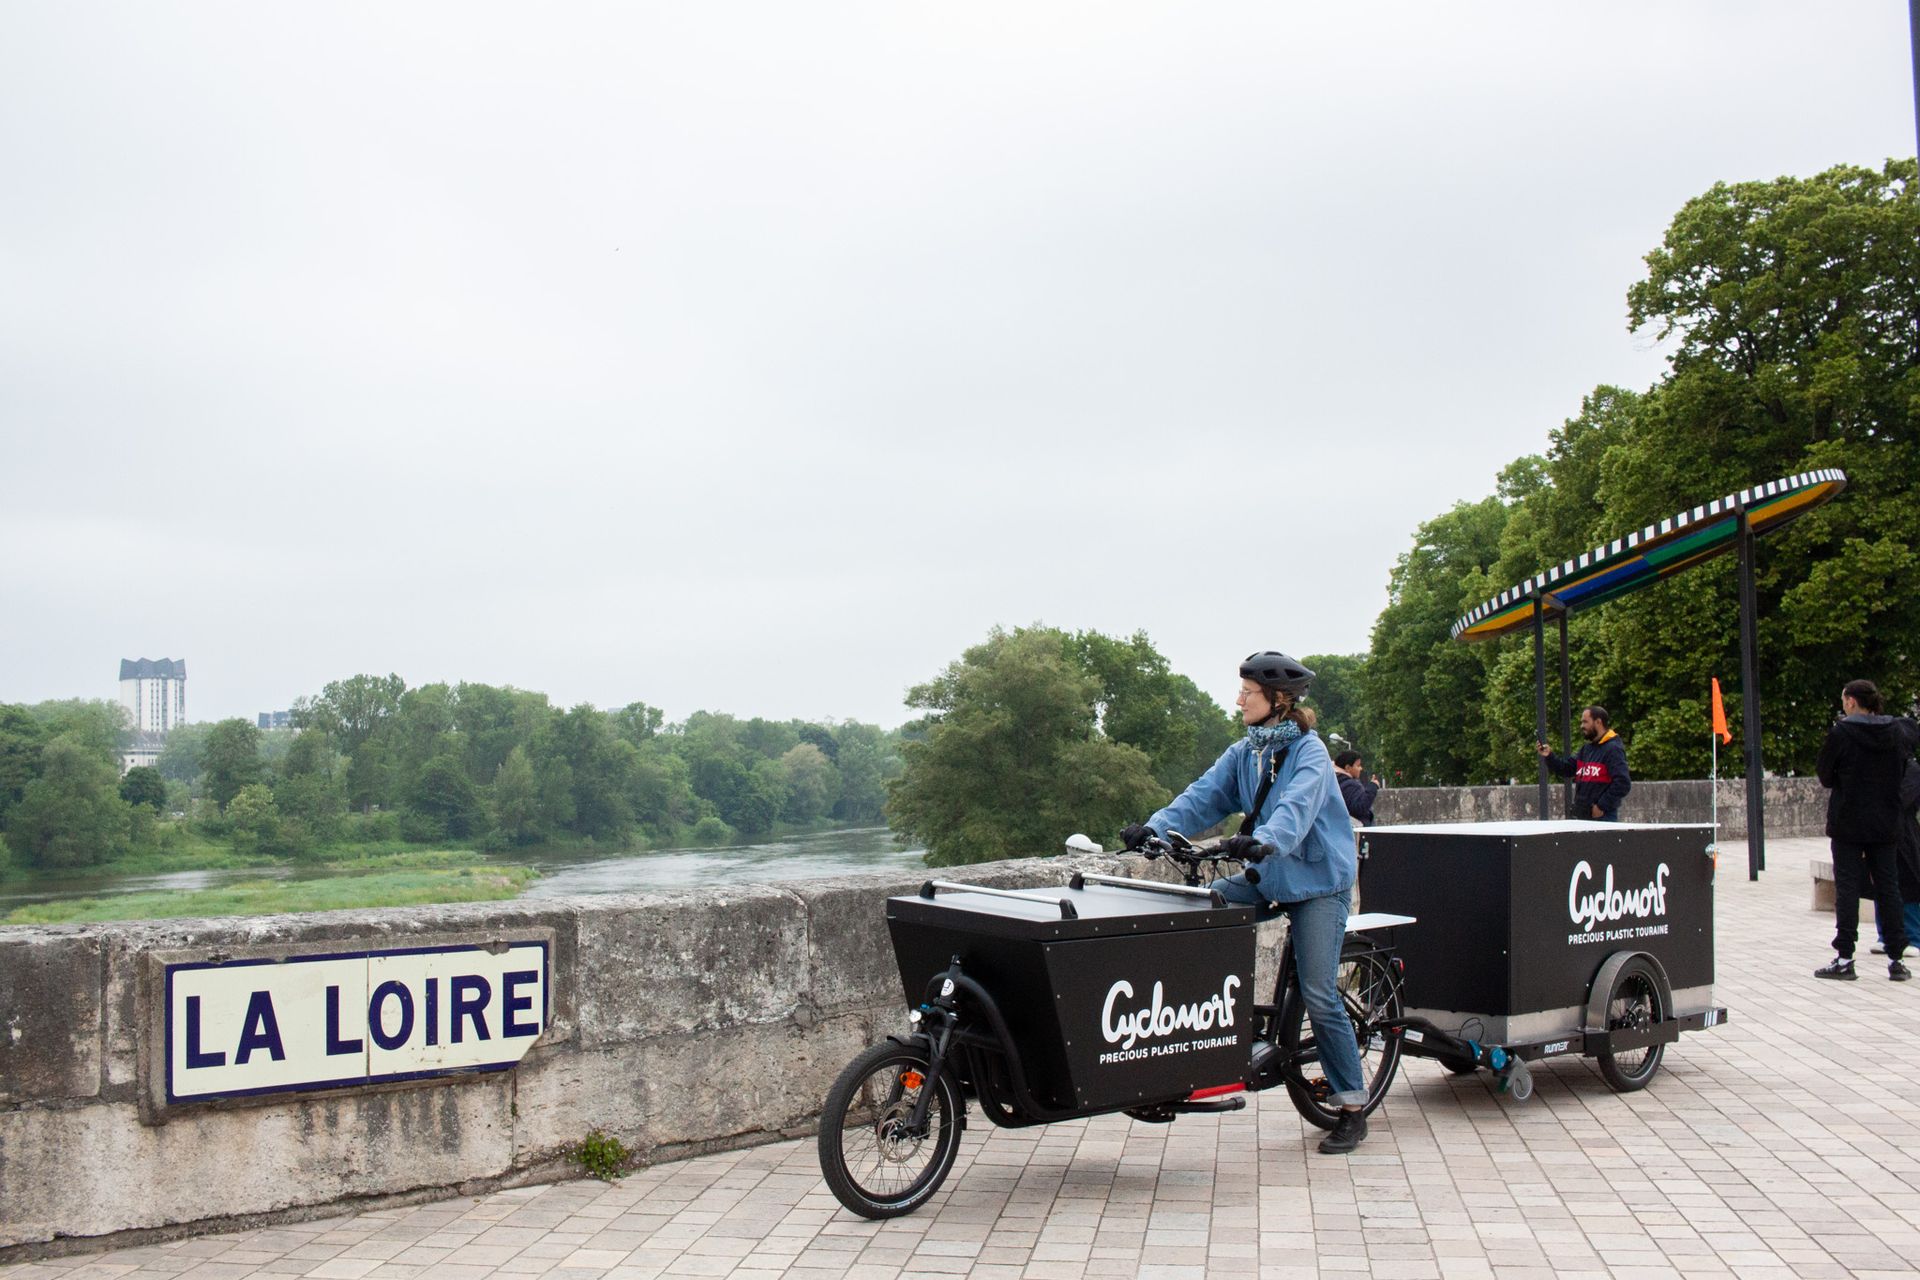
[{"x1": 1450, "y1": 468, "x2": 1847, "y2": 643}]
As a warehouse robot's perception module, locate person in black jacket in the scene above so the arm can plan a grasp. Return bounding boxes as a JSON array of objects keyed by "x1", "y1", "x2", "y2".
[
  {"x1": 1536, "y1": 705, "x2": 1631, "y2": 820},
  {"x1": 1333, "y1": 750, "x2": 1380, "y2": 826},
  {"x1": 1871, "y1": 757, "x2": 1920, "y2": 957},
  {"x1": 1816, "y1": 679, "x2": 1919, "y2": 981}
]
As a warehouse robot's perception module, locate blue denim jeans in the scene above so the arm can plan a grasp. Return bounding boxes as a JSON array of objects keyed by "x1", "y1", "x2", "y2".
[
  {"x1": 1211, "y1": 875, "x2": 1366, "y2": 1107},
  {"x1": 1876, "y1": 902, "x2": 1920, "y2": 953}
]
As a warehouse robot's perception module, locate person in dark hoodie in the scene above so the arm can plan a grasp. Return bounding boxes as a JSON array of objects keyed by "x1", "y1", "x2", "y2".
[
  {"x1": 1536, "y1": 705, "x2": 1631, "y2": 820},
  {"x1": 1333, "y1": 750, "x2": 1380, "y2": 826},
  {"x1": 1814, "y1": 679, "x2": 1919, "y2": 981}
]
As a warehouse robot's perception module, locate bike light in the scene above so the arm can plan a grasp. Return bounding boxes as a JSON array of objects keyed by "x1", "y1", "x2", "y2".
[{"x1": 901, "y1": 1071, "x2": 924, "y2": 1090}]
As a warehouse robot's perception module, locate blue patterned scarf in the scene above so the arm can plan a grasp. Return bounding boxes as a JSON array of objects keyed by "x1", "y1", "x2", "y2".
[{"x1": 1245, "y1": 720, "x2": 1302, "y2": 756}]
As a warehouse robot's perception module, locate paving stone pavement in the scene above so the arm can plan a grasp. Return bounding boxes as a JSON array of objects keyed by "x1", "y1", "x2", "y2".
[{"x1": 8, "y1": 835, "x2": 1919, "y2": 1280}]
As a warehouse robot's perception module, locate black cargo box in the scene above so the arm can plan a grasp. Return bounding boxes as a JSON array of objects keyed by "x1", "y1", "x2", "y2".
[
  {"x1": 887, "y1": 880, "x2": 1255, "y2": 1112},
  {"x1": 1358, "y1": 821, "x2": 1716, "y2": 1043}
]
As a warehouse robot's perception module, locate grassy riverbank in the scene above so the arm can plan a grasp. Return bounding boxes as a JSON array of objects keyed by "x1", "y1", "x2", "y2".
[{"x1": 3, "y1": 860, "x2": 539, "y2": 924}]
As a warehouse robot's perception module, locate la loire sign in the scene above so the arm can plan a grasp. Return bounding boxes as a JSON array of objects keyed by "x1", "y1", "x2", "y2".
[{"x1": 161, "y1": 938, "x2": 550, "y2": 1105}]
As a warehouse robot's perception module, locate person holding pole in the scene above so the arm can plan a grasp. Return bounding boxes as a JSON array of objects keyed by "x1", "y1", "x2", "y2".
[{"x1": 1536, "y1": 706, "x2": 1631, "y2": 821}]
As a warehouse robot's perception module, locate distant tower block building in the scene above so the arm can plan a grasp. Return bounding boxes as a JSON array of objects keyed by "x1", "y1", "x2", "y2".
[{"x1": 119, "y1": 658, "x2": 187, "y2": 735}]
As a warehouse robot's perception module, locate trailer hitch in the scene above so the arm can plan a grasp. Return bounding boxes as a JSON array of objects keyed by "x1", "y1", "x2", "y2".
[{"x1": 1389, "y1": 1017, "x2": 1534, "y2": 1102}]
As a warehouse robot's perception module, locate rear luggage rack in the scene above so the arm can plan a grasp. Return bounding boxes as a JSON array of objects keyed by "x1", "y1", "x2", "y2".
[
  {"x1": 919, "y1": 880, "x2": 1079, "y2": 919},
  {"x1": 1069, "y1": 871, "x2": 1226, "y2": 907}
]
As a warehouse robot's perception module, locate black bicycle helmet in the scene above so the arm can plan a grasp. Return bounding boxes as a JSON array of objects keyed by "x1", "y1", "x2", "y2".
[{"x1": 1240, "y1": 650, "x2": 1315, "y2": 697}]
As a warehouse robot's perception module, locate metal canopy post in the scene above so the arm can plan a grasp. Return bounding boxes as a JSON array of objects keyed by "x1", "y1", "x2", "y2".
[
  {"x1": 1533, "y1": 597, "x2": 1550, "y2": 818},
  {"x1": 1737, "y1": 507, "x2": 1767, "y2": 879},
  {"x1": 1558, "y1": 608, "x2": 1573, "y2": 815}
]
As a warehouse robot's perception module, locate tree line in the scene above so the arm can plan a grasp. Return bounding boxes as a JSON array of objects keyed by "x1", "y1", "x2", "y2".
[
  {"x1": 1333, "y1": 159, "x2": 1919, "y2": 785},
  {"x1": 0, "y1": 677, "x2": 904, "y2": 871}
]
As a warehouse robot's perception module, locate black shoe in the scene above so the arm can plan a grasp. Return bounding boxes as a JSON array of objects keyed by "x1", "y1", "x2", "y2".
[
  {"x1": 1891, "y1": 961, "x2": 1912, "y2": 982},
  {"x1": 1871, "y1": 945, "x2": 1887, "y2": 955},
  {"x1": 1814, "y1": 957, "x2": 1858, "y2": 980},
  {"x1": 1318, "y1": 1109, "x2": 1368, "y2": 1154}
]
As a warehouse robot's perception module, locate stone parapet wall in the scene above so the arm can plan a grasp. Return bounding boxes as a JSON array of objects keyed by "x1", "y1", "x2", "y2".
[{"x1": 1373, "y1": 776, "x2": 1825, "y2": 837}]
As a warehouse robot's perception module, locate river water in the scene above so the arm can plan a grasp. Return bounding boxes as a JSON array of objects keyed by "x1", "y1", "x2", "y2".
[
  {"x1": 0, "y1": 826, "x2": 929, "y2": 911},
  {"x1": 512, "y1": 826, "x2": 928, "y2": 896}
]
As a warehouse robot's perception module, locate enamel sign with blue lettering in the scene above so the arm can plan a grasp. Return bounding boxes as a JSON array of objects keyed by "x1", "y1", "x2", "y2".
[{"x1": 164, "y1": 941, "x2": 549, "y2": 1103}]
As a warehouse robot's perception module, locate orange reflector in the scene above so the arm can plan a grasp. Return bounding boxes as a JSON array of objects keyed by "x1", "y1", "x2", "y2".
[
  {"x1": 1188, "y1": 1083, "x2": 1245, "y2": 1101},
  {"x1": 901, "y1": 1071, "x2": 925, "y2": 1090}
]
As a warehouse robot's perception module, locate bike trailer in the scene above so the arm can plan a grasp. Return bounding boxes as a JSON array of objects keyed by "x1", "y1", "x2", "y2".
[
  {"x1": 1358, "y1": 820, "x2": 1725, "y2": 1069},
  {"x1": 886, "y1": 877, "x2": 1256, "y2": 1114}
]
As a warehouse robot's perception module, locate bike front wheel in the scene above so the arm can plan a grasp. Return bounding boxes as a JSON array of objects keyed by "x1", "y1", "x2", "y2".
[
  {"x1": 1278, "y1": 940, "x2": 1404, "y2": 1130},
  {"x1": 818, "y1": 1039, "x2": 963, "y2": 1219}
]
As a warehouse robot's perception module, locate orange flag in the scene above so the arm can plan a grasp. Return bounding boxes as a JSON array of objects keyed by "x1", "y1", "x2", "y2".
[{"x1": 1710, "y1": 678, "x2": 1733, "y2": 744}]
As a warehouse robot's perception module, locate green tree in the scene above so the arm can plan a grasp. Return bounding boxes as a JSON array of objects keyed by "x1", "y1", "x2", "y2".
[
  {"x1": 200, "y1": 719, "x2": 264, "y2": 812},
  {"x1": 780, "y1": 743, "x2": 840, "y2": 824},
  {"x1": 1300, "y1": 654, "x2": 1368, "y2": 756},
  {"x1": 0, "y1": 704, "x2": 49, "y2": 828},
  {"x1": 408, "y1": 754, "x2": 485, "y2": 840},
  {"x1": 887, "y1": 627, "x2": 1168, "y2": 866},
  {"x1": 831, "y1": 722, "x2": 897, "y2": 823},
  {"x1": 489, "y1": 745, "x2": 544, "y2": 845},
  {"x1": 119, "y1": 765, "x2": 168, "y2": 812},
  {"x1": 610, "y1": 701, "x2": 664, "y2": 746},
  {"x1": 156, "y1": 721, "x2": 211, "y2": 786},
  {"x1": 4, "y1": 736, "x2": 131, "y2": 869},
  {"x1": 1071, "y1": 630, "x2": 1237, "y2": 792},
  {"x1": 27, "y1": 699, "x2": 131, "y2": 761},
  {"x1": 274, "y1": 732, "x2": 346, "y2": 841},
  {"x1": 226, "y1": 783, "x2": 282, "y2": 854},
  {"x1": 293, "y1": 673, "x2": 406, "y2": 754},
  {"x1": 1362, "y1": 496, "x2": 1510, "y2": 784}
]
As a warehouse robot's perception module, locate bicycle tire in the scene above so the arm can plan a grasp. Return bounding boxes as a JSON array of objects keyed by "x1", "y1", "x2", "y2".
[
  {"x1": 1593, "y1": 955, "x2": 1668, "y2": 1092},
  {"x1": 1278, "y1": 939, "x2": 1404, "y2": 1130},
  {"x1": 818, "y1": 1039, "x2": 963, "y2": 1218}
]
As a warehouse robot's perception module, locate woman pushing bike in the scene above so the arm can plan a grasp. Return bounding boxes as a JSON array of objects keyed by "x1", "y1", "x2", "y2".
[{"x1": 1118, "y1": 650, "x2": 1370, "y2": 1155}]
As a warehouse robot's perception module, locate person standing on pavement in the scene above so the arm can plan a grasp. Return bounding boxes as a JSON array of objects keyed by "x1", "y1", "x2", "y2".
[
  {"x1": 1815, "y1": 679, "x2": 1918, "y2": 981},
  {"x1": 1536, "y1": 705, "x2": 1631, "y2": 820},
  {"x1": 1871, "y1": 757, "x2": 1920, "y2": 957},
  {"x1": 1333, "y1": 750, "x2": 1380, "y2": 827}
]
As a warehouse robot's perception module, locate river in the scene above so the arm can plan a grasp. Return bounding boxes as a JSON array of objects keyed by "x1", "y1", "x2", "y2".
[
  {"x1": 511, "y1": 825, "x2": 928, "y2": 896},
  {"x1": 0, "y1": 826, "x2": 929, "y2": 912}
]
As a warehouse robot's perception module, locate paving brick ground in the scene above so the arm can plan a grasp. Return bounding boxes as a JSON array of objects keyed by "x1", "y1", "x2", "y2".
[{"x1": 8, "y1": 836, "x2": 1919, "y2": 1280}]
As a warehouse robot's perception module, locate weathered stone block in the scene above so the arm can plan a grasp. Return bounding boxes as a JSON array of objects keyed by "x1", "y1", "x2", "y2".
[
  {"x1": 0, "y1": 929, "x2": 103, "y2": 1105},
  {"x1": 788, "y1": 873, "x2": 927, "y2": 1012},
  {"x1": 0, "y1": 1077, "x2": 514, "y2": 1248},
  {"x1": 625, "y1": 1012, "x2": 878, "y2": 1154},
  {"x1": 573, "y1": 885, "x2": 808, "y2": 1046}
]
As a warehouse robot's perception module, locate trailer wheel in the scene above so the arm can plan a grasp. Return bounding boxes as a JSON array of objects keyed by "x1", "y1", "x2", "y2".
[
  {"x1": 1589, "y1": 953, "x2": 1670, "y2": 1093},
  {"x1": 819, "y1": 1040, "x2": 963, "y2": 1218},
  {"x1": 1278, "y1": 940, "x2": 1404, "y2": 1130}
]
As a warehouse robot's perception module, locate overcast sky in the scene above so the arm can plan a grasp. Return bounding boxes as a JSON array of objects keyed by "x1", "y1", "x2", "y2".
[{"x1": 2, "y1": 3, "x2": 1913, "y2": 728}]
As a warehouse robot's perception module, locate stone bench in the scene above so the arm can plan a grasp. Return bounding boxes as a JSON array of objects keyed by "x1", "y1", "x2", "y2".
[{"x1": 1810, "y1": 859, "x2": 1878, "y2": 920}]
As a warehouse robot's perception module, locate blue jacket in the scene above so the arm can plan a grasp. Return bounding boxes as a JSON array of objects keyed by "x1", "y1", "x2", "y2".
[{"x1": 1148, "y1": 731, "x2": 1357, "y2": 902}]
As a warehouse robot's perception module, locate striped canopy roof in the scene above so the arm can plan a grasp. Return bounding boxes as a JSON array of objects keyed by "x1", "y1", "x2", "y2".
[{"x1": 1451, "y1": 468, "x2": 1847, "y2": 643}]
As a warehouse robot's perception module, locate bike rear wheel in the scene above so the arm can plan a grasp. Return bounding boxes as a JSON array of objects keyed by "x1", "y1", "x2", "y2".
[
  {"x1": 818, "y1": 1039, "x2": 963, "y2": 1218},
  {"x1": 1278, "y1": 940, "x2": 1404, "y2": 1130}
]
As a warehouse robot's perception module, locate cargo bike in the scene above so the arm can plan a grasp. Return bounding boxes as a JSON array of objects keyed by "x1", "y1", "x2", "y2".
[{"x1": 817, "y1": 820, "x2": 1728, "y2": 1219}]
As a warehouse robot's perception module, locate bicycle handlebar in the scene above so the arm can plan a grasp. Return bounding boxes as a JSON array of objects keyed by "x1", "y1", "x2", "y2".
[{"x1": 1132, "y1": 831, "x2": 1271, "y2": 887}]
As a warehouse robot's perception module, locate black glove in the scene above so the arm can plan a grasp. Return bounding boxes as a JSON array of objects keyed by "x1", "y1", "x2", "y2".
[
  {"x1": 1119, "y1": 823, "x2": 1155, "y2": 852},
  {"x1": 1222, "y1": 834, "x2": 1272, "y2": 863}
]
